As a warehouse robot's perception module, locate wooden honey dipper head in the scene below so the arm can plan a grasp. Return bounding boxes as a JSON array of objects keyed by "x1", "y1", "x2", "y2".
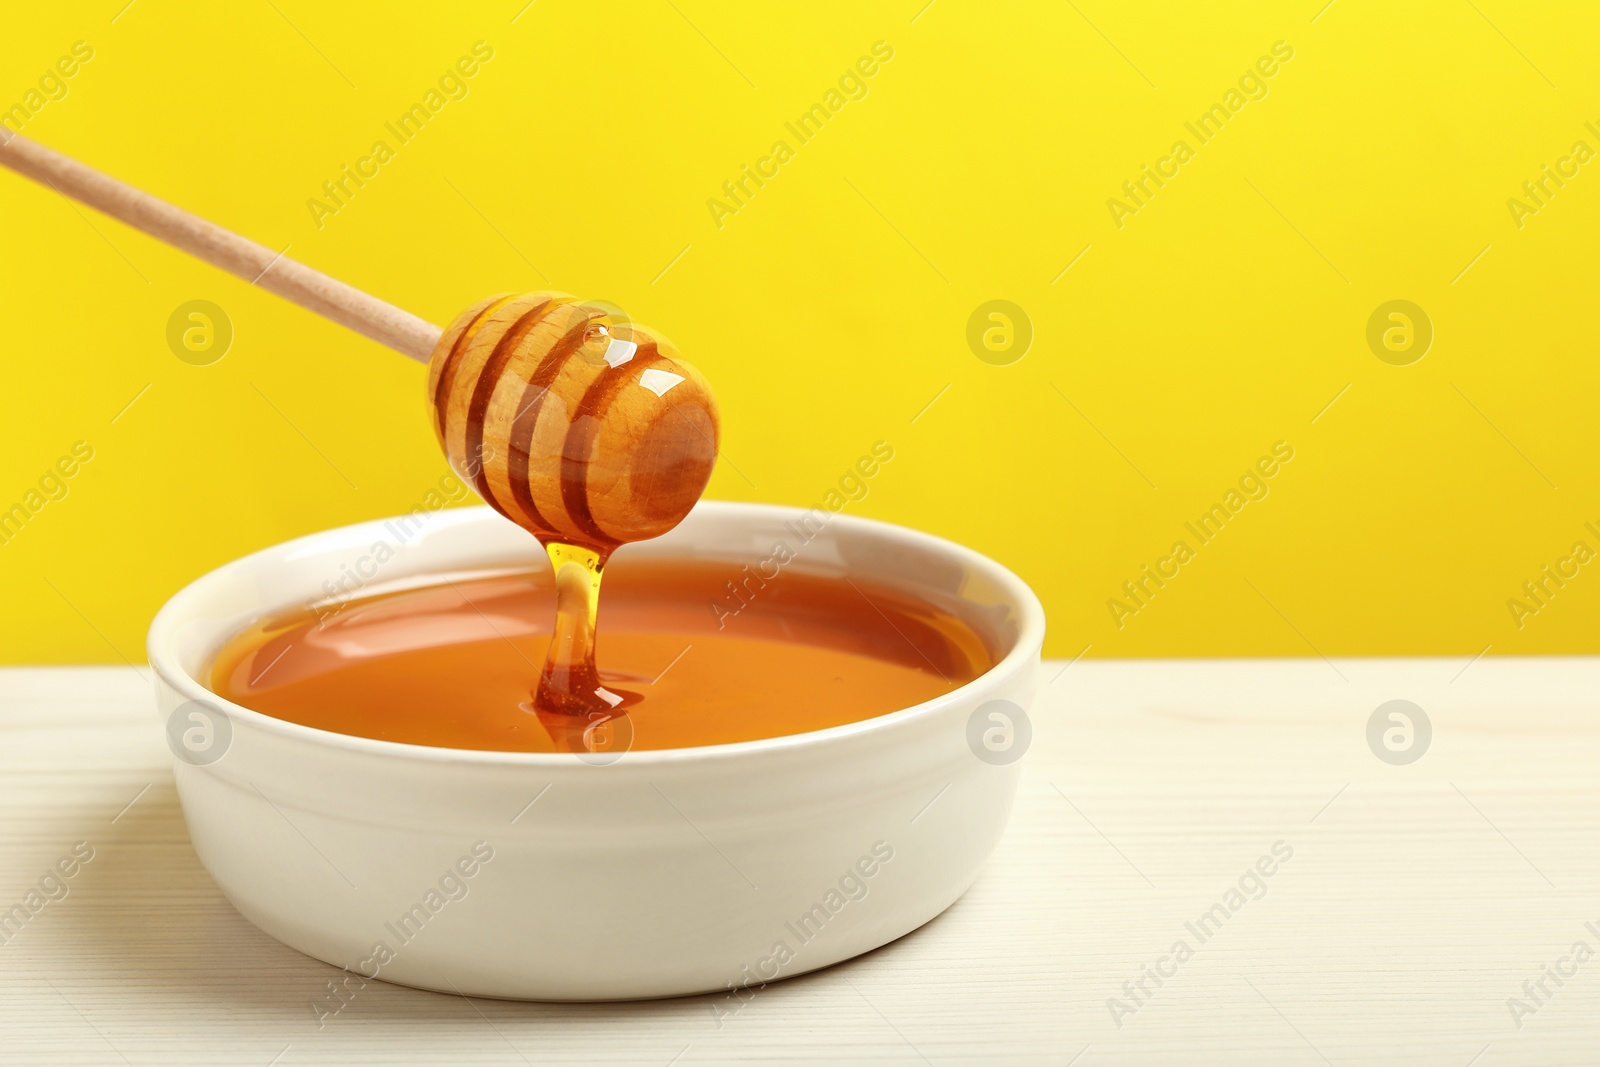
[{"x1": 428, "y1": 292, "x2": 720, "y2": 555}]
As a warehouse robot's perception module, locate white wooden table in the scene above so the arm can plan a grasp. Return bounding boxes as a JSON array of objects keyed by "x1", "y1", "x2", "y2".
[{"x1": 1, "y1": 658, "x2": 1596, "y2": 1066}]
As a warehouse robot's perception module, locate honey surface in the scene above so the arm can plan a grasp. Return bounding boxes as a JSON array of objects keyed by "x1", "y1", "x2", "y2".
[{"x1": 208, "y1": 560, "x2": 993, "y2": 752}]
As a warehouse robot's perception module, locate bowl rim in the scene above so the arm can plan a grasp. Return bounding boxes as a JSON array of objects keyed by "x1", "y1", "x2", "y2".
[{"x1": 147, "y1": 501, "x2": 1047, "y2": 767}]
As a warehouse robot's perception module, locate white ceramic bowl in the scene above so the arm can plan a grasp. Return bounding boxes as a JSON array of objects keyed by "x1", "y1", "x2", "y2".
[{"x1": 148, "y1": 502, "x2": 1044, "y2": 1001}]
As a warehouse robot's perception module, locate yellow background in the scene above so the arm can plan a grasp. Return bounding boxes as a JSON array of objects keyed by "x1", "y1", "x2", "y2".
[{"x1": 3, "y1": 0, "x2": 1598, "y2": 664}]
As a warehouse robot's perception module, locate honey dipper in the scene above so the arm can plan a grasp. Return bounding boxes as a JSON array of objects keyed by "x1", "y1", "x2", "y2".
[{"x1": 0, "y1": 133, "x2": 720, "y2": 725}]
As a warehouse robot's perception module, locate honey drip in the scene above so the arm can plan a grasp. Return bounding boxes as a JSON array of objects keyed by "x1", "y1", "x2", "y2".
[{"x1": 531, "y1": 542, "x2": 639, "y2": 751}]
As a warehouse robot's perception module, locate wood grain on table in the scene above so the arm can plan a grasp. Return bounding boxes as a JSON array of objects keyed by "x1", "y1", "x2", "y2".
[{"x1": 1, "y1": 658, "x2": 1597, "y2": 1066}]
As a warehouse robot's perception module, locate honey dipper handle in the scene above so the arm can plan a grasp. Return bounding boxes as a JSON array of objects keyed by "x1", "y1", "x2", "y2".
[{"x1": 0, "y1": 132, "x2": 442, "y2": 362}]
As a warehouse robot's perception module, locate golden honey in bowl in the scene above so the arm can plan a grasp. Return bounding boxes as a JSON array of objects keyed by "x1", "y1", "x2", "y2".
[{"x1": 209, "y1": 557, "x2": 995, "y2": 753}]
